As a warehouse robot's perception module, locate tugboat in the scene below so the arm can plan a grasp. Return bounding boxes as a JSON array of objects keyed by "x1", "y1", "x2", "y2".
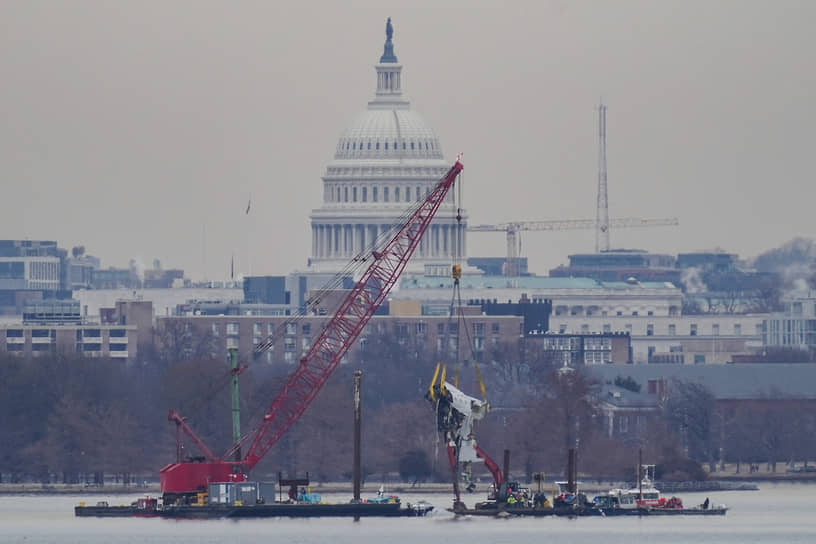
[
  {"x1": 598, "y1": 464, "x2": 667, "y2": 509},
  {"x1": 591, "y1": 463, "x2": 728, "y2": 516}
]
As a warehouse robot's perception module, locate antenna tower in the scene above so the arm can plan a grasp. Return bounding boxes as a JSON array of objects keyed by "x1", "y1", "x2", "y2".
[{"x1": 595, "y1": 102, "x2": 609, "y2": 253}]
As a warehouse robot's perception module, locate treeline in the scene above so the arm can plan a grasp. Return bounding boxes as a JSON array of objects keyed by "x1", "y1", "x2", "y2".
[{"x1": 2, "y1": 333, "x2": 814, "y2": 486}]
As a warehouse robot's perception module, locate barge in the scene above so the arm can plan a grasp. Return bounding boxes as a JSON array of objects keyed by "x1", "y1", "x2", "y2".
[
  {"x1": 76, "y1": 498, "x2": 433, "y2": 519},
  {"x1": 450, "y1": 501, "x2": 727, "y2": 517},
  {"x1": 75, "y1": 479, "x2": 434, "y2": 519}
]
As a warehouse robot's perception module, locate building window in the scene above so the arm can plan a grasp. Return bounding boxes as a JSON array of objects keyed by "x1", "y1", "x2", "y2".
[
  {"x1": 734, "y1": 323, "x2": 741, "y2": 336},
  {"x1": 647, "y1": 311, "x2": 654, "y2": 316},
  {"x1": 668, "y1": 324, "x2": 676, "y2": 336},
  {"x1": 416, "y1": 322, "x2": 426, "y2": 335},
  {"x1": 84, "y1": 329, "x2": 101, "y2": 338},
  {"x1": 344, "y1": 187, "x2": 348, "y2": 202},
  {"x1": 559, "y1": 324, "x2": 567, "y2": 334},
  {"x1": 437, "y1": 323, "x2": 445, "y2": 335},
  {"x1": 694, "y1": 354, "x2": 706, "y2": 364},
  {"x1": 394, "y1": 187, "x2": 400, "y2": 201},
  {"x1": 632, "y1": 311, "x2": 639, "y2": 316},
  {"x1": 110, "y1": 343, "x2": 127, "y2": 351},
  {"x1": 110, "y1": 329, "x2": 127, "y2": 338},
  {"x1": 616, "y1": 311, "x2": 623, "y2": 316},
  {"x1": 211, "y1": 323, "x2": 219, "y2": 336},
  {"x1": 603, "y1": 324, "x2": 611, "y2": 333},
  {"x1": 302, "y1": 323, "x2": 311, "y2": 335},
  {"x1": 253, "y1": 323, "x2": 262, "y2": 336},
  {"x1": 372, "y1": 187, "x2": 378, "y2": 202},
  {"x1": 384, "y1": 187, "x2": 389, "y2": 202},
  {"x1": 226, "y1": 322, "x2": 239, "y2": 335},
  {"x1": 448, "y1": 322, "x2": 458, "y2": 334},
  {"x1": 362, "y1": 187, "x2": 367, "y2": 202},
  {"x1": 404, "y1": 187, "x2": 410, "y2": 201},
  {"x1": 712, "y1": 323, "x2": 720, "y2": 336},
  {"x1": 285, "y1": 322, "x2": 296, "y2": 335},
  {"x1": 416, "y1": 187, "x2": 421, "y2": 201},
  {"x1": 690, "y1": 324, "x2": 697, "y2": 336},
  {"x1": 624, "y1": 324, "x2": 632, "y2": 334},
  {"x1": 267, "y1": 323, "x2": 274, "y2": 334},
  {"x1": 5, "y1": 329, "x2": 23, "y2": 338},
  {"x1": 646, "y1": 324, "x2": 654, "y2": 336},
  {"x1": 353, "y1": 187, "x2": 357, "y2": 202},
  {"x1": 385, "y1": 142, "x2": 388, "y2": 150},
  {"x1": 491, "y1": 323, "x2": 500, "y2": 334},
  {"x1": 581, "y1": 324, "x2": 589, "y2": 333},
  {"x1": 411, "y1": 142, "x2": 415, "y2": 150}
]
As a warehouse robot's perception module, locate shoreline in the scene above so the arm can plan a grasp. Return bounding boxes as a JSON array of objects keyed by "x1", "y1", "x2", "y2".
[{"x1": 2, "y1": 476, "x2": 813, "y2": 496}]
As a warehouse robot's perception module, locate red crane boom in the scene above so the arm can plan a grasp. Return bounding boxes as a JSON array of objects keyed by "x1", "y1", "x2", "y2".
[{"x1": 160, "y1": 159, "x2": 463, "y2": 499}]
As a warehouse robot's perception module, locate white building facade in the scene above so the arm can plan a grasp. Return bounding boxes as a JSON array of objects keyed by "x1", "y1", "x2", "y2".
[
  {"x1": 308, "y1": 20, "x2": 466, "y2": 274},
  {"x1": 763, "y1": 294, "x2": 816, "y2": 351},
  {"x1": 555, "y1": 314, "x2": 765, "y2": 364}
]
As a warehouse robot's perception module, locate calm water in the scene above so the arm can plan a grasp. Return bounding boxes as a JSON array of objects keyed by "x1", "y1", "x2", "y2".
[{"x1": 0, "y1": 483, "x2": 813, "y2": 544}]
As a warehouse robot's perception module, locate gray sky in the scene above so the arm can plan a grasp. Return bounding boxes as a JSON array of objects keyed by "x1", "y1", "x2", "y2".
[{"x1": 1, "y1": 1, "x2": 814, "y2": 280}]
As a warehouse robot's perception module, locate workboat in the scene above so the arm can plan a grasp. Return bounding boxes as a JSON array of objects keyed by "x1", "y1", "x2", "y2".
[
  {"x1": 591, "y1": 466, "x2": 728, "y2": 516},
  {"x1": 597, "y1": 465, "x2": 665, "y2": 509}
]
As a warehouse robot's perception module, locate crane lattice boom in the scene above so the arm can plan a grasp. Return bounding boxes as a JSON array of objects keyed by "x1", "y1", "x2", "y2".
[
  {"x1": 241, "y1": 161, "x2": 462, "y2": 467},
  {"x1": 160, "y1": 160, "x2": 463, "y2": 497}
]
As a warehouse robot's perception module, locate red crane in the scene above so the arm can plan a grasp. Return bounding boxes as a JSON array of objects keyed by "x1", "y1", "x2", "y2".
[{"x1": 160, "y1": 159, "x2": 464, "y2": 502}]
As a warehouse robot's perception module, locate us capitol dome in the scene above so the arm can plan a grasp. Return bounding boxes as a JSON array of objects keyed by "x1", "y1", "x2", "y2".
[{"x1": 308, "y1": 18, "x2": 468, "y2": 274}]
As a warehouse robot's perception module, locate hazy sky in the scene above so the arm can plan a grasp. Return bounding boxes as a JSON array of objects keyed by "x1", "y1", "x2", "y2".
[{"x1": 1, "y1": 1, "x2": 814, "y2": 280}]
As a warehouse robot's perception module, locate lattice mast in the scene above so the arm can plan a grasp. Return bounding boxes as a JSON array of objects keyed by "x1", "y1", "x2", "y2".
[
  {"x1": 596, "y1": 102, "x2": 610, "y2": 253},
  {"x1": 236, "y1": 160, "x2": 464, "y2": 468}
]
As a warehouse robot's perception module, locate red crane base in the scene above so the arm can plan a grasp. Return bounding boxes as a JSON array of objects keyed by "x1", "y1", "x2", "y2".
[{"x1": 160, "y1": 462, "x2": 247, "y2": 496}]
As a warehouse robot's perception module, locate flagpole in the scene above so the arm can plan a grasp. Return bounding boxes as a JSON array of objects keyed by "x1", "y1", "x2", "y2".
[{"x1": 246, "y1": 193, "x2": 252, "y2": 278}]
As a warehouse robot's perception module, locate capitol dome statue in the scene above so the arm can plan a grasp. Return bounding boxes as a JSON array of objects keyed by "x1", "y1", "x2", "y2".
[{"x1": 308, "y1": 19, "x2": 467, "y2": 274}]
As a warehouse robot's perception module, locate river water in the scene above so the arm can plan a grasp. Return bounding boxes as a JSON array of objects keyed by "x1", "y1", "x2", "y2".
[{"x1": 0, "y1": 483, "x2": 812, "y2": 544}]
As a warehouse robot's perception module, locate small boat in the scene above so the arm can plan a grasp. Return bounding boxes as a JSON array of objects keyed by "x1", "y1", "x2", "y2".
[
  {"x1": 597, "y1": 465, "x2": 666, "y2": 509},
  {"x1": 591, "y1": 465, "x2": 728, "y2": 516}
]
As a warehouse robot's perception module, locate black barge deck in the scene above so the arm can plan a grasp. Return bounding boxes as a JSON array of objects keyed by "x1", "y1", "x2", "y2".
[{"x1": 76, "y1": 500, "x2": 432, "y2": 519}]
